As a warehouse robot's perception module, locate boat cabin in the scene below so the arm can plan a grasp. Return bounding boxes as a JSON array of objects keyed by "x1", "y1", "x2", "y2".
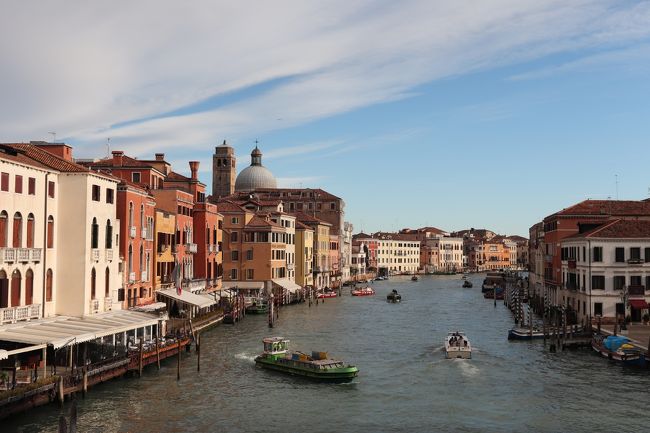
[{"x1": 262, "y1": 337, "x2": 289, "y2": 354}]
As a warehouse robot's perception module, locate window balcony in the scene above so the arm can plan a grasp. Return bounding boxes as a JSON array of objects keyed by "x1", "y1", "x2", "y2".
[
  {"x1": 0, "y1": 248, "x2": 42, "y2": 264},
  {"x1": 287, "y1": 263, "x2": 295, "y2": 270},
  {"x1": 89, "y1": 299, "x2": 100, "y2": 314},
  {"x1": 91, "y1": 248, "x2": 100, "y2": 261},
  {"x1": 628, "y1": 285, "x2": 645, "y2": 297},
  {"x1": 141, "y1": 228, "x2": 147, "y2": 239},
  {"x1": 0, "y1": 248, "x2": 16, "y2": 263},
  {"x1": 0, "y1": 304, "x2": 40, "y2": 324},
  {"x1": 129, "y1": 226, "x2": 137, "y2": 238},
  {"x1": 104, "y1": 297, "x2": 112, "y2": 311},
  {"x1": 129, "y1": 272, "x2": 136, "y2": 283},
  {"x1": 141, "y1": 271, "x2": 148, "y2": 282},
  {"x1": 30, "y1": 248, "x2": 42, "y2": 262},
  {"x1": 627, "y1": 258, "x2": 645, "y2": 265},
  {"x1": 17, "y1": 248, "x2": 30, "y2": 262},
  {"x1": 105, "y1": 249, "x2": 114, "y2": 261},
  {"x1": 182, "y1": 278, "x2": 207, "y2": 291},
  {"x1": 186, "y1": 243, "x2": 198, "y2": 254}
]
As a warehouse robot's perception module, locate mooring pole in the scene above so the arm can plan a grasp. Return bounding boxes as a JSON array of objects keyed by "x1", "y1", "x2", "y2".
[
  {"x1": 177, "y1": 339, "x2": 181, "y2": 381},
  {"x1": 196, "y1": 331, "x2": 201, "y2": 372}
]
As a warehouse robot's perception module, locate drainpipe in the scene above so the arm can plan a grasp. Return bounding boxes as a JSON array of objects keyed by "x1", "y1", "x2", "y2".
[
  {"x1": 588, "y1": 240, "x2": 592, "y2": 331},
  {"x1": 41, "y1": 173, "x2": 49, "y2": 318}
]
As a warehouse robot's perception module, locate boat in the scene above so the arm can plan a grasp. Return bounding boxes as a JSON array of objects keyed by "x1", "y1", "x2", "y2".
[
  {"x1": 483, "y1": 287, "x2": 504, "y2": 299},
  {"x1": 462, "y1": 280, "x2": 473, "y2": 288},
  {"x1": 411, "y1": 275, "x2": 419, "y2": 281},
  {"x1": 445, "y1": 332, "x2": 472, "y2": 359},
  {"x1": 481, "y1": 272, "x2": 506, "y2": 293},
  {"x1": 245, "y1": 298, "x2": 268, "y2": 314},
  {"x1": 254, "y1": 337, "x2": 359, "y2": 382},
  {"x1": 351, "y1": 286, "x2": 375, "y2": 296},
  {"x1": 508, "y1": 325, "x2": 583, "y2": 340},
  {"x1": 592, "y1": 334, "x2": 646, "y2": 367},
  {"x1": 316, "y1": 290, "x2": 338, "y2": 299},
  {"x1": 386, "y1": 289, "x2": 401, "y2": 303}
]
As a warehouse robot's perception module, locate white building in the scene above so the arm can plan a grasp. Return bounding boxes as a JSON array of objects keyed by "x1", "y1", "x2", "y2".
[
  {"x1": 372, "y1": 232, "x2": 420, "y2": 275},
  {"x1": 438, "y1": 237, "x2": 464, "y2": 272},
  {"x1": 560, "y1": 219, "x2": 650, "y2": 326},
  {"x1": 341, "y1": 221, "x2": 353, "y2": 282}
]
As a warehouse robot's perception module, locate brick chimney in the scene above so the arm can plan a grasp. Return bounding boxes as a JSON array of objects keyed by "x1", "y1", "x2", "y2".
[
  {"x1": 112, "y1": 150, "x2": 124, "y2": 166},
  {"x1": 155, "y1": 153, "x2": 165, "y2": 161},
  {"x1": 189, "y1": 161, "x2": 199, "y2": 180}
]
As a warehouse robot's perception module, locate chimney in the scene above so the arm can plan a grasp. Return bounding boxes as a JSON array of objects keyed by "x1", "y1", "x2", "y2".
[
  {"x1": 112, "y1": 150, "x2": 124, "y2": 166},
  {"x1": 189, "y1": 161, "x2": 199, "y2": 180},
  {"x1": 155, "y1": 153, "x2": 165, "y2": 161}
]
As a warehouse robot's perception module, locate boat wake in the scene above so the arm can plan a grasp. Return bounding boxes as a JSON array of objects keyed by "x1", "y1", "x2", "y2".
[
  {"x1": 455, "y1": 359, "x2": 479, "y2": 377},
  {"x1": 235, "y1": 352, "x2": 256, "y2": 363}
]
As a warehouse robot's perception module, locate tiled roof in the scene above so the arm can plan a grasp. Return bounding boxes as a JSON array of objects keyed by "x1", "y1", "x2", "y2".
[
  {"x1": 225, "y1": 187, "x2": 342, "y2": 201},
  {"x1": 546, "y1": 200, "x2": 650, "y2": 220},
  {"x1": 88, "y1": 154, "x2": 157, "y2": 169},
  {"x1": 246, "y1": 215, "x2": 282, "y2": 229},
  {"x1": 0, "y1": 145, "x2": 52, "y2": 170},
  {"x1": 371, "y1": 232, "x2": 421, "y2": 242},
  {"x1": 4, "y1": 143, "x2": 90, "y2": 173},
  {"x1": 506, "y1": 235, "x2": 528, "y2": 242},
  {"x1": 564, "y1": 219, "x2": 650, "y2": 240},
  {"x1": 292, "y1": 211, "x2": 331, "y2": 226},
  {"x1": 215, "y1": 200, "x2": 247, "y2": 213},
  {"x1": 353, "y1": 232, "x2": 372, "y2": 240},
  {"x1": 295, "y1": 221, "x2": 313, "y2": 231},
  {"x1": 166, "y1": 171, "x2": 191, "y2": 181}
]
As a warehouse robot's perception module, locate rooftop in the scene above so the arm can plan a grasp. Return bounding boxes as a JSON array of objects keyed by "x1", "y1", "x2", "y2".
[{"x1": 564, "y1": 219, "x2": 650, "y2": 240}]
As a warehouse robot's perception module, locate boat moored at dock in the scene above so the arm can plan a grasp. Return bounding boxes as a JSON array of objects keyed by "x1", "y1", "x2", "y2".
[
  {"x1": 445, "y1": 331, "x2": 472, "y2": 359},
  {"x1": 462, "y1": 280, "x2": 473, "y2": 288},
  {"x1": 254, "y1": 337, "x2": 359, "y2": 382},
  {"x1": 592, "y1": 334, "x2": 646, "y2": 367},
  {"x1": 317, "y1": 290, "x2": 338, "y2": 299}
]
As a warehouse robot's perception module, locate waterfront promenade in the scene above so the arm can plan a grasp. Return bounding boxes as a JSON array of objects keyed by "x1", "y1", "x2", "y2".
[{"x1": 4, "y1": 274, "x2": 650, "y2": 433}]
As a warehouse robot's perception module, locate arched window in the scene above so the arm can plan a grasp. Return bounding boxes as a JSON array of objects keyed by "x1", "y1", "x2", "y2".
[
  {"x1": 91, "y1": 267, "x2": 96, "y2": 300},
  {"x1": 105, "y1": 267, "x2": 110, "y2": 297},
  {"x1": 139, "y1": 245, "x2": 143, "y2": 276},
  {"x1": 0, "y1": 269, "x2": 7, "y2": 308},
  {"x1": 91, "y1": 217, "x2": 99, "y2": 249},
  {"x1": 0, "y1": 211, "x2": 8, "y2": 247},
  {"x1": 128, "y1": 244, "x2": 133, "y2": 276},
  {"x1": 145, "y1": 252, "x2": 150, "y2": 281},
  {"x1": 25, "y1": 269, "x2": 33, "y2": 304},
  {"x1": 105, "y1": 220, "x2": 113, "y2": 249},
  {"x1": 128, "y1": 202, "x2": 134, "y2": 228},
  {"x1": 10, "y1": 269, "x2": 21, "y2": 307},
  {"x1": 26, "y1": 213, "x2": 35, "y2": 248},
  {"x1": 206, "y1": 226, "x2": 210, "y2": 245},
  {"x1": 140, "y1": 204, "x2": 145, "y2": 235},
  {"x1": 47, "y1": 216, "x2": 54, "y2": 248},
  {"x1": 12, "y1": 212, "x2": 22, "y2": 248},
  {"x1": 46, "y1": 269, "x2": 53, "y2": 302}
]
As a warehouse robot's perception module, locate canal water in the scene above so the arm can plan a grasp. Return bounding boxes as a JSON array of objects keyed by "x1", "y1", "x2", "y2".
[{"x1": 5, "y1": 275, "x2": 650, "y2": 433}]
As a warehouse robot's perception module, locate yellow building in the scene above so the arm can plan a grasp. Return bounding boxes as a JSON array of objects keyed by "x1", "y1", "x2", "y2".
[
  {"x1": 295, "y1": 221, "x2": 314, "y2": 287},
  {"x1": 154, "y1": 210, "x2": 176, "y2": 290},
  {"x1": 295, "y1": 212, "x2": 331, "y2": 289}
]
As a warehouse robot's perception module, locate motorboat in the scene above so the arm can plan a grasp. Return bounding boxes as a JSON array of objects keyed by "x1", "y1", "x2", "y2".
[
  {"x1": 592, "y1": 334, "x2": 646, "y2": 367},
  {"x1": 351, "y1": 286, "x2": 375, "y2": 296},
  {"x1": 386, "y1": 290, "x2": 401, "y2": 303},
  {"x1": 445, "y1": 332, "x2": 472, "y2": 359},
  {"x1": 462, "y1": 280, "x2": 473, "y2": 288},
  {"x1": 316, "y1": 290, "x2": 337, "y2": 299},
  {"x1": 411, "y1": 275, "x2": 419, "y2": 281},
  {"x1": 483, "y1": 287, "x2": 504, "y2": 299},
  {"x1": 508, "y1": 325, "x2": 583, "y2": 340}
]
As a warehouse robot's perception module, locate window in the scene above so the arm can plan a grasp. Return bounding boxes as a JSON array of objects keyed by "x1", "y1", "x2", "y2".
[
  {"x1": 592, "y1": 247, "x2": 603, "y2": 262},
  {"x1": 47, "y1": 216, "x2": 54, "y2": 248},
  {"x1": 594, "y1": 302, "x2": 603, "y2": 316},
  {"x1": 630, "y1": 247, "x2": 641, "y2": 261},
  {"x1": 48, "y1": 181, "x2": 55, "y2": 198},
  {"x1": 132, "y1": 172, "x2": 141, "y2": 183},
  {"x1": 592, "y1": 275, "x2": 605, "y2": 290},
  {"x1": 246, "y1": 249, "x2": 253, "y2": 260},
  {"x1": 12, "y1": 212, "x2": 22, "y2": 247},
  {"x1": 231, "y1": 231, "x2": 238, "y2": 242},
  {"x1": 106, "y1": 188, "x2": 114, "y2": 204},
  {"x1": 46, "y1": 269, "x2": 53, "y2": 301},
  {"x1": 0, "y1": 211, "x2": 7, "y2": 247},
  {"x1": 231, "y1": 250, "x2": 239, "y2": 261},
  {"x1": 105, "y1": 268, "x2": 110, "y2": 297},
  {"x1": 246, "y1": 269, "x2": 254, "y2": 280},
  {"x1": 0, "y1": 172, "x2": 8, "y2": 191},
  {"x1": 92, "y1": 185, "x2": 100, "y2": 201},
  {"x1": 15, "y1": 175, "x2": 22, "y2": 193},
  {"x1": 26, "y1": 214, "x2": 34, "y2": 248},
  {"x1": 613, "y1": 275, "x2": 625, "y2": 290},
  {"x1": 631, "y1": 275, "x2": 642, "y2": 286},
  {"x1": 646, "y1": 248, "x2": 650, "y2": 263},
  {"x1": 91, "y1": 268, "x2": 96, "y2": 300},
  {"x1": 231, "y1": 217, "x2": 239, "y2": 224},
  {"x1": 230, "y1": 269, "x2": 238, "y2": 280},
  {"x1": 91, "y1": 217, "x2": 99, "y2": 249},
  {"x1": 105, "y1": 220, "x2": 113, "y2": 248},
  {"x1": 615, "y1": 247, "x2": 624, "y2": 263},
  {"x1": 28, "y1": 177, "x2": 35, "y2": 195}
]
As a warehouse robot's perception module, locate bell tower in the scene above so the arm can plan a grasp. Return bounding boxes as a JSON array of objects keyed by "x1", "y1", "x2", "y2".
[{"x1": 212, "y1": 140, "x2": 236, "y2": 199}]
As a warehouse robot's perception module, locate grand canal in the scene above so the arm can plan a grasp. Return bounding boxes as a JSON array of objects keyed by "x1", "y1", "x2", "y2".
[{"x1": 5, "y1": 275, "x2": 650, "y2": 433}]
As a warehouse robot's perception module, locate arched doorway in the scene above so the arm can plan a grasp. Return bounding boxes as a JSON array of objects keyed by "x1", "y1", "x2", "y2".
[
  {"x1": 25, "y1": 269, "x2": 33, "y2": 305},
  {"x1": 105, "y1": 267, "x2": 110, "y2": 297},
  {"x1": 0, "y1": 269, "x2": 8, "y2": 308},
  {"x1": 11, "y1": 269, "x2": 21, "y2": 307}
]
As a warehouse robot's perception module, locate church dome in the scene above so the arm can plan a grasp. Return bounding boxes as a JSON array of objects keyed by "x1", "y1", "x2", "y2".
[{"x1": 235, "y1": 146, "x2": 277, "y2": 192}]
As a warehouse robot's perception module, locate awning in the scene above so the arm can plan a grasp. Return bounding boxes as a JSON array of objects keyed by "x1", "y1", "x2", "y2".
[
  {"x1": 133, "y1": 302, "x2": 167, "y2": 312},
  {"x1": 158, "y1": 289, "x2": 216, "y2": 309},
  {"x1": 201, "y1": 293, "x2": 221, "y2": 303},
  {"x1": 0, "y1": 310, "x2": 160, "y2": 349},
  {"x1": 629, "y1": 299, "x2": 649, "y2": 309},
  {"x1": 221, "y1": 281, "x2": 264, "y2": 290},
  {"x1": 272, "y1": 278, "x2": 302, "y2": 294}
]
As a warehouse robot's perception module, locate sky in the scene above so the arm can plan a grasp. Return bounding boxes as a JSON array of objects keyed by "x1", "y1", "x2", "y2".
[{"x1": 2, "y1": 0, "x2": 650, "y2": 237}]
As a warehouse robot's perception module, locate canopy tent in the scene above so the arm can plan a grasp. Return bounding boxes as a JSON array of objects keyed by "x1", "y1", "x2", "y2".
[
  {"x1": 221, "y1": 281, "x2": 265, "y2": 291},
  {"x1": 157, "y1": 289, "x2": 216, "y2": 309},
  {"x1": 0, "y1": 310, "x2": 160, "y2": 349},
  {"x1": 272, "y1": 279, "x2": 302, "y2": 294}
]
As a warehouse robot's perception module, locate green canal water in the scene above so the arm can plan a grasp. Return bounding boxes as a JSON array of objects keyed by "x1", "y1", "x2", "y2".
[{"x1": 5, "y1": 275, "x2": 650, "y2": 433}]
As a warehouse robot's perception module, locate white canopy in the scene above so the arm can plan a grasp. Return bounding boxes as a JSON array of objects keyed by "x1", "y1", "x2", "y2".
[
  {"x1": 221, "y1": 281, "x2": 265, "y2": 290},
  {"x1": 0, "y1": 310, "x2": 160, "y2": 349},
  {"x1": 158, "y1": 289, "x2": 216, "y2": 309},
  {"x1": 272, "y1": 278, "x2": 302, "y2": 294},
  {"x1": 133, "y1": 302, "x2": 167, "y2": 312}
]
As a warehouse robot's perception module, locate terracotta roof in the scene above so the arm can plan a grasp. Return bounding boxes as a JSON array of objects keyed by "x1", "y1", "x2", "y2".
[
  {"x1": 246, "y1": 215, "x2": 282, "y2": 229},
  {"x1": 0, "y1": 145, "x2": 52, "y2": 170},
  {"x1": 506, "y1": 235, "x2": 528, "y2": 242},
  {"x1": 88, "y1": 154, "x2": 158, "y2": 169},
  {"x1": 225, "y1": 187, "x2": 342, "y2": 201},
  {"x1": 371, "y1": 232, "x2": 421, "y2": 242},
  {"x1": 214, "y1": 200, "x2": 247, "y2": 213},
  {"x1": 546, "y1": 200, "x2": 650, "y2": 220},
  {"x1": 564, "y1": 219, "x2": 650, "y2": 240},
  {"x1": 165, "y1": 171, "x2": 191, "y2": 181},
  {"x1": 4, "y1": 143, "x2": 89, "y2": 173},
  {"x1": 353, "y1": 232, "x2": 372, "y2": 240},
  {"x1": 292, "y1": 211, "x2": 331, "y2": 226},
  {"x1": 295, "y1": 221, "x2": 313, "y2": 231}
]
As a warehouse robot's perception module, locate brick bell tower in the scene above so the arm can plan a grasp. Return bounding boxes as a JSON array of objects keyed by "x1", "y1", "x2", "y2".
[{"x1": 212, "y1": 140, "x2": 236, "y2": 199}]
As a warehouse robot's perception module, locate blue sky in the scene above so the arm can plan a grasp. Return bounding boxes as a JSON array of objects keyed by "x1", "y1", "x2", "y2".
[{"x1": 2, "y1": 1, "x2": 650, "y2": 236}]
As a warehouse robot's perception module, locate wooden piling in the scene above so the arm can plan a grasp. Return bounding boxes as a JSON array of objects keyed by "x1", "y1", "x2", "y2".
[
  {"x1": 268, "y1": 292, "x2": 274, "y2": 328},
  {"x1": 196, "y1": 332, "x2": 201, "y2": 372},
  {"x1": 155, "y1": 334, "x2": 161, "y2": 370},
  {"x1": 82, "y1": 370, "x2": 88, "y2": 397},
  {"x1": 177, "y1": 339, "x2": 181, "y2": 381},
  {"x1": 57, "y1": 375, "x2": 64, "y2": 405},
  {"x1": 138, "y1": 339, "x2": 144, "y2": 377}
]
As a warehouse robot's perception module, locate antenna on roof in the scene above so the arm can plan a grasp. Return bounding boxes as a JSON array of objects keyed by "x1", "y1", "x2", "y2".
[
  {"x1": 48, "y1": 131, "x2": 56, "y2": 143},
  {"x1": 106, "y1": 137, "x2": 111, "y2": 158}
]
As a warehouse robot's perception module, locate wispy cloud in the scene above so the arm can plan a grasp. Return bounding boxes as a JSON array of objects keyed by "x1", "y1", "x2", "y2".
[
  {"x1": 276, "y1": 176, "x2": 325, "y2": 188},
  {"x1": 2, "y1": 0, "x2": 650, "y2": 160},
  {"x1": 264, "y1": 140, "x2": 344, "y2": 160}
]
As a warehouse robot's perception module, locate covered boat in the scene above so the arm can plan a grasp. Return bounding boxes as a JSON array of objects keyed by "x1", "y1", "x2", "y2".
[
  {"x1": 245, "y1": 297, "x2": 268, "y2": 314},
  {"x1": 483, "y1": 287, "x2": 504, "y2": 299},
  {"x1": 386, "y1": 289, "x2": 401, "y2": 303},
  {"x1": 445, "y1": 331, "x2": 472, "y2": 359},
  {"x1": 462, "y1": 280, "x2": 473, "y2": 288},
  {"x1": 351, "y1": 286, "x2": 375, "y2": 296},
  {"x1": 255, "y1": 337, "x2": 359, "y2": 382},
  {"x1": 592, "y1": 334, "x2": 646, "y2": 367}
]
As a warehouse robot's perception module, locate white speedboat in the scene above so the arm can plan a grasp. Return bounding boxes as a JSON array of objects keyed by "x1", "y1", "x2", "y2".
[{"x1": 445, "y1": 331, "x2": 472, "y2": 359}]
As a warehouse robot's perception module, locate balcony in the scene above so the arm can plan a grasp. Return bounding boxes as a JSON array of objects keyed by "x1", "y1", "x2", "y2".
[
  {"x1": 141, "y1": 271, "x2": 148, "y2": 282},
  {"x1": 627, "y1": 258, "x2": 645, "y2": 265},
  {"x1": 141, "y1": 228, "x2": 148, "y2": 239},
  {"x1": 17, "y1": 248, "x2": 30, "y2": 262},
  {"x1": 567, "y1": 259, "x2": 576, "y2": 269},
  {"x1": 0, "y1": 304, "x2": 40, "y2": 324},
  {"x1": 129, "y1": 272, "x2": 136, "y2": 283},
  {"x1": 0, "y1": 248, "x2": 42, "y2": 264},
  {"x1": 0, "y1": 248, "x2": 16, "y2": 263},
  {"x1": 182, "y1": 278, "x2": 207, "y2": 291},
  {"x1": 89, "y1": 299, "x2": 100, "y2": 314},
  {"x1": 106, "y1": 249, "x2": 114, "y2": 261},
  {"x1": 30, "y1": 248, "x2": 42, "y2": 262},
  {"x1": 287, "y1": 263, "x2": 295, "y2": 270},
  {"x1": 628, "y1": 285, "x2": 645, "y2": 297},
  {"x1": 129, "y1": 226, "x2": 137, "y2": 238},
  {"x1": 91, "y1": 248, "x2": 100, "y2": 261},
  {"x1": 104, "y1": 297, "x2": 112, "y2": 311},
  {"x1": 186, "y1": 243, "x2": 197, "y2": 254}
]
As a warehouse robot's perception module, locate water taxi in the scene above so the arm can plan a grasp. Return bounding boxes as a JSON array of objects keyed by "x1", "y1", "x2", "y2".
[
  {"x1": 445, "y1": 331, "x2": 472, "y2": 359},
  {"x1": 386, "y1": 289, "x2": 401, "y2": 303},
  {"x1": 245, "y1": 297, "x2": 268, "y2": 314},
  {"x1": 316, "y1": 290, "x2": 338, "y2": 299},
  {"x1": 592, "y1": 334, "x2": 646, "y2": 367},
  {"x1": 255, "y1": 337, "x2": 359, "y2": 382},
  {"x1": 351, "y1": 286, "x2": 375, "y2": 296},
  {"x1": 411, "y1": 275, "x2": 419, "y2": 281}
]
